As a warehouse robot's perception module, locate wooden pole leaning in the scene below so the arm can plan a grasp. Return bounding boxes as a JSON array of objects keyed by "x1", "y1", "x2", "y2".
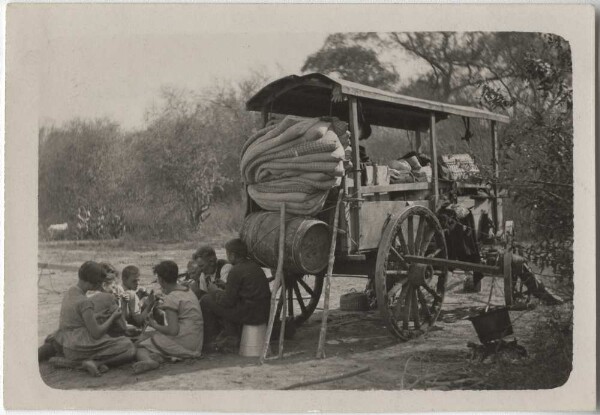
[
  {"x1": 278, "y1": 205, "x2": 288, "y2": 358},
  {"x1": 316, "y1": 189, "x2": 344, "y2": 359},
  {"x1": 260, "y1": 203, "x2": 286, "y2": 364}
]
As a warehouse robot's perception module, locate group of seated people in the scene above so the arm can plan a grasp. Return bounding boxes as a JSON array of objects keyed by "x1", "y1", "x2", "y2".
[{"x1": 38, "y1": 238, "x2": 271, "y2": 376}]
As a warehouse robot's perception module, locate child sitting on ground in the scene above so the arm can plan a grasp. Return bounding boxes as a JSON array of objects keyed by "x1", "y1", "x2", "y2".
[
  {"x1": 118, "y1": 265, "x2": 157, "y2": 328},
  {"x1": 50, "y1": 261, "x2": 136, "y2": 376},
  {"x1": 133, "y1": 260, "x2": 203, "y2": 374},
  {"x1": 87, "y1": 263, "x2": 129, "y2": 337}
]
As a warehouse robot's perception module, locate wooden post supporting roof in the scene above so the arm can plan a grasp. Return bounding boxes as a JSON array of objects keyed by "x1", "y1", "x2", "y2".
[
  {"x1": 429, "y1": 113, "x2": 439, "y2": 209},
  {"x1": 415, "y1": 130, "x2": 423, "y2": 153},
  {"x1": 349, "y1": 97, "x2": 362, "y2": 253},
  {"x1": 491, "y1": 121, "x2": 501, "y2": 232}
]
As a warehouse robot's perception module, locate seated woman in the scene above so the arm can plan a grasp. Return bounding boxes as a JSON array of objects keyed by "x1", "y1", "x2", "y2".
[
  {"x1": 47, "y1": 261, "x2": 136, "y2": 376},
  {"x1": 133, "y1": 260, "x2": 203, "y2": 374},
  {"x1": 87, "y1": 264, "x2": 130, "y2": 337}
]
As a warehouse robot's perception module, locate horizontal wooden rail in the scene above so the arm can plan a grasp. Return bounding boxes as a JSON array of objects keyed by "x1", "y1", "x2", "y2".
[
  {"x1": 403, "y1": 255, "x2": 501, "y2": 275},
  {"x1": 350, "y1": 182, "x2": 430, "y2": 195}
]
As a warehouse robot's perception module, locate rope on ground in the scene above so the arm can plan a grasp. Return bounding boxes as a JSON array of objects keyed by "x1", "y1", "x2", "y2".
[{"x1": 279, "y1": 366, "x2": 370, "y2": 390}]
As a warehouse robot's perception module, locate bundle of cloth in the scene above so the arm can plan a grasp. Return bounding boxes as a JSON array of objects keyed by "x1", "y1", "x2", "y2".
[
  {"x1": 387, "y1": 152, "x2": 431, "y2": 184},
  {"x1": 241, "y1": 116, "x2": 347, "y2": 216}
]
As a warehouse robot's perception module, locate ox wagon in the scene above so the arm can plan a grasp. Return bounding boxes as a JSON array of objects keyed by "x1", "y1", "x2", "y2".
[{"x1": 243, "y1": 73, "x2": 515, "y2": 340}]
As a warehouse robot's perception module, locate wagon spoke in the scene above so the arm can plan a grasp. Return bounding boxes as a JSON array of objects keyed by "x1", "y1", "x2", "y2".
[
  {"x1": 403, "y1": 286, "x2": 413, "y2": 330},
  {"x1": 390, "y1": 245, "x2": 406, "y2": 263},
  {"x1": 426, "y1": 248, "x2": 442, "y2": 258},
  {"x1": 297, "y1": 276, "x2": 315, "y2": 297},
  {"x1": 419, "y1": 227, "x2": 436, "y2": 256},
  {"x1": 293, "y1": 282, "x2": 307, "y2": 315},
  {"x1": 414, "y1": 217, "x2": 426, "y2": 254},
  {"x1": 421, "y1": 284, "x2": 442, "y2": 303},
  {"x1": 411, "y1": 288, "x2": 421, "y2": 329},
  {"x1": 436, "y1": 271, "x2": 448, "y2": 294},
  {"x1": 407, "y1": 215, "x2": 415, "y2": 254},
  {"x1": 395, "y1": 231, "x2": 409, "y2": 257},
  {"x1": 416, "y1": 287, "x2": 433, "y2": 324},
  {"x1": 286, "y1": 287, "x2": 294, "y2": 318},
  {"x1": 276, "y1": 295, "x2": 284, "y2": 320}
]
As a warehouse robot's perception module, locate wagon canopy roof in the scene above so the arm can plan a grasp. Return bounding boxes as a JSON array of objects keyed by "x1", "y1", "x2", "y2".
[{"x1": 246, "y1": 73, "x2": 510, "y2": 130}]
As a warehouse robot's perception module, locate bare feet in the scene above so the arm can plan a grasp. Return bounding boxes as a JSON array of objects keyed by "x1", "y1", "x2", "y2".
[
  {"x1": 82, "y1": 360, "x2": 102, "y2": 377},
  {"x1": 98, "y1": 364, "x2": 109, "y2": 374},
  {"x1": 149, "y1": 353, "x2": 165, "y2": 364},
  {"x1": 132, "y1": 360, "x2": 159, "y2": 374}
]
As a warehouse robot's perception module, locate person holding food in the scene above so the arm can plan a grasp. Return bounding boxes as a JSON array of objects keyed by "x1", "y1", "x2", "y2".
[
  {"x1": 133, "y1": 260, "x2": 204, "y2": 374},
  {"x1": 48, "y1": 261, "x2": 136, "y2": 376}
]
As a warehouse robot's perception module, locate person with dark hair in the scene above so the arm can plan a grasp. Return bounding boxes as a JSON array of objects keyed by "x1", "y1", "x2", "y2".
[
  {"x1": 192, "y1": 245, "x2": 232, "y2": 297},
  {"x1": 200, "y1": 238, "x2": 271, "y2": 352},
  {"x1": 133, "y1": 260, "x2": 203, "y2": 374},
  {"x1": 115, "y1": 265, "x2": 155, "y2": 328},
  {"x1": 87, "y1": 264, "x2": 130, "y2": 337},
  {"x1": 40, "y1": 261, "x2": 136, "y2": 376}
]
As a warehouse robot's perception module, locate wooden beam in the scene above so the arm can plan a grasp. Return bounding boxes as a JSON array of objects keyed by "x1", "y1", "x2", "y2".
[
  {"x1": 261, "y1": 203, "x2": 286, "y2": 363},
  {"x1": 316, "y1": 189, "x2": 343, "y2": 359},
  {"x1": 491, "y1": 121, "x2": 500, "y2": 231},
  {"x1": 403, "y1": 255, "x2": 501, "y2": 275},
  {"x1": 338, "y1": 84, "x2": 510, "y2": 123},
  {"x1": 429, "y1": 113, "x2": 439, "y2": 209},
  {"x1": 349, "y1": 97, "x2": 362, "y2": 253},
  {"x1": 354, "y1": 182, "x2": 430, "y2": 195}
]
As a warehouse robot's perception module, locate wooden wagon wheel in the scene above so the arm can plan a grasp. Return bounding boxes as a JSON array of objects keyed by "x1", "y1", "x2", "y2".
[
  {"x1": 270, "y1": 272, "x2": 324, "y2": 326},
  {"x1": 503, "y1": 249, "x2": 514, "y2": 307},
  {"x1": 375, "y1": 206, "x2": 449, "y2": 340}
]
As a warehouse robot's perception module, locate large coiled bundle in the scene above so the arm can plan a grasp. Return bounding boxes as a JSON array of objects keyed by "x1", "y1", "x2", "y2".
[{"x1": 241, "y1": 116, "x2": 348, "y2": 216}]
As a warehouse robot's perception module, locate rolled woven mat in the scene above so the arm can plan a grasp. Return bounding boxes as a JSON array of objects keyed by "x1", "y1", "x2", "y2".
[
  {"x1": 241, "y1": 116, "x2": 347, "y2": 216},
  {"x1": 244, "y1": 138, "x2": 340, "y2": 183},
  {"x1": 240, "y1": 123, "x2": 278, "y2": 156},
  {"x1": 253, "y1": 182, "x2": 318, "y2": 194},
  {"x1": 262, "y1": 122, "x2": 331, "y2": 156},
  {"x1": 241, "y1": 116, "x2": 300, "y2": 156},
  {"x1": 249, "y1": 189, "x2": 329, "y2": 216},
  {"x1": 248, "y1": 187, "x2": 324, "y2": 203},
  {"x1": 256, "y1": 161, "x2": 344, "y2": 183},
  {"x1": 277, "y1": 171, "x2": 336, "y2": 182},
  {"x1": 241, "y1": 118, "x2": 321, "y2": 174},
  {"x1": 254, "y1": 176, "x2": 339, "y2": 193}
]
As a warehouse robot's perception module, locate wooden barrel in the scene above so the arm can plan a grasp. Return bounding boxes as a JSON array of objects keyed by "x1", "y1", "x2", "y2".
[{"x1": 241, "y1": 211, "x2": 330, "y2": 275}]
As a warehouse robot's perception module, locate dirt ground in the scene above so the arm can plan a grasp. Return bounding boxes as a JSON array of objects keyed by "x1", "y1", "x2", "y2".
[{"x1": 38, "y1": 242, "x2": 569, "y2": 391}]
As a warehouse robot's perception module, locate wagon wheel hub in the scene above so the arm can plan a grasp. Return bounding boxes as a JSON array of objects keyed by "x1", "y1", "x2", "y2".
[{"x1": 408, "y1": 263, "x2": 433, "y2": 286}]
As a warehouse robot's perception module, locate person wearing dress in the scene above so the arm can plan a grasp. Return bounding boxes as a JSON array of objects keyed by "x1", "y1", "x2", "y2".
[
  {"x1": 51, "y1": 261, "x2": 136, "y2": 376},
  {"x1": 87, "y1": 266, "x2": 129, "y2": 338},
  {"x1": 133, "y1": 260, "x2": 204, "y2": 374}
]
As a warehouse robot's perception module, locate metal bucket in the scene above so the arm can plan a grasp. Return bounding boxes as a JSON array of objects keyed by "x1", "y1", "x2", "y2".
[
  {"x1": 468, "y1": 307, "x2": 513, "y2": 344},
  {"x1": 239, "y1": 324, "x2": 267, "y2": 357}
]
